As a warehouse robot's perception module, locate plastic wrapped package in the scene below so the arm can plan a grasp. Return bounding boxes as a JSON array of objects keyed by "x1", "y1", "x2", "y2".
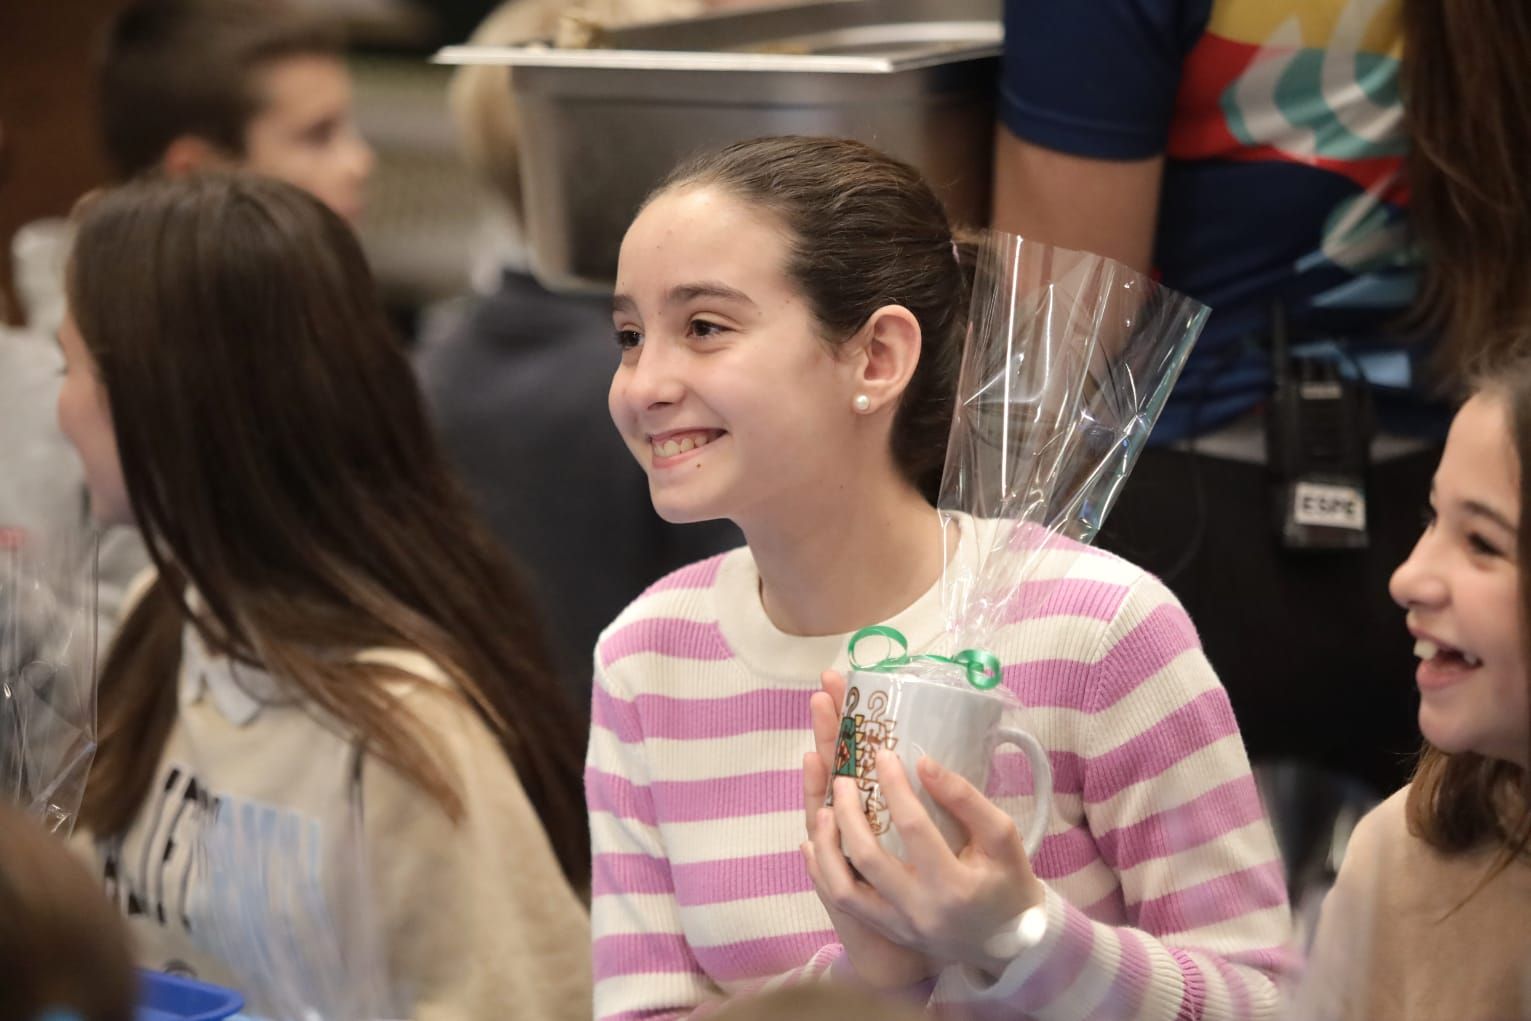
[
  {"x1": 934, "y1": 231, "x2": 1209, "y2": 653},
  {"x1": 0, "y1": 525, "x2": 100, "y2": 835},
  {"x1": 833, "y1": 233, "x2": 1208, "y2": 881}
]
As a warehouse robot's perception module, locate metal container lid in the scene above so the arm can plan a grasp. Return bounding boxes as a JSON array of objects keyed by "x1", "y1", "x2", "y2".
[{"x1": 431, "y1": 0, "x2": 1001, "y2": 292}]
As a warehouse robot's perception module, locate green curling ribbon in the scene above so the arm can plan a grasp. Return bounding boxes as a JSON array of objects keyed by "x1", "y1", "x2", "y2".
[{"x1": 847, "y1": 624, "x2": 1002, "y2": 691}]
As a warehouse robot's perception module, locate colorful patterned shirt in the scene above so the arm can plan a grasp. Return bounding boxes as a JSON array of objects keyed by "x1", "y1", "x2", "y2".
[{"x1": 1000, "y1": 0, "x2": 1430, "y2": 442}]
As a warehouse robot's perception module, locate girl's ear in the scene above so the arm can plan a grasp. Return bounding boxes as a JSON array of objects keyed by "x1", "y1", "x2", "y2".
[
  {"x1": 160, "y1": 135, "x2": 229, "y2": 177},
  {"x1": 846, "y1": 304, "x2": 921, "y2": 415}
]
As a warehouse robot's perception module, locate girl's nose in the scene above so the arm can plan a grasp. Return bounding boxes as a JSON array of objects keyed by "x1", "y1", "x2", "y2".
[
  {"x1": 621, "y1": 341, "x2": 686, "y2": 410},
  {"x1": 1389, "y1": 532, "x2": 1448, "y2": 611}
]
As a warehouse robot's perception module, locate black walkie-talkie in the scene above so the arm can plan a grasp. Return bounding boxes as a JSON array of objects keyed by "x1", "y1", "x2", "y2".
[{"x1": 1265, "y1": 303, "x2": 1373, "y2": 550}]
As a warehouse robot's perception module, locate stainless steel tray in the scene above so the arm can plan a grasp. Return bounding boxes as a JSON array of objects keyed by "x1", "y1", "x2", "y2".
[{"x1": 435, "y1": 0, "x2": 1001, "y2": 293}]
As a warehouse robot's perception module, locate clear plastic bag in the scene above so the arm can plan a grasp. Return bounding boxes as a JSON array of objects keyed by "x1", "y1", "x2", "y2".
[
  {"x1": 935, "y1": 232, "x2": 1209, "y2": 651},
  {"x1": 0, "y1": 526, "x2": 100, "y2": 835},
  {"x1": 193, "y1": 795, "x2": 398, "y2": 1021}
]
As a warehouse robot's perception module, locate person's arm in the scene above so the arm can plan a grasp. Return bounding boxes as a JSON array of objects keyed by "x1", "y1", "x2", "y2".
[
  {"x1": 992, "y1": 0, "x2": 1207, "y2": 270},
  {"x1": 588, "y1": 657, "x2": 720, "y2": 1019},
  {"x1": 991, "y1": 129, "x2": 1163, "y2": 275},
  {"x1": 931, "y1": 572, "x2": 1297, "y2": 1019},
  {"x1": 589, "y1": 658, "x2": 847, "y2": 1020},
  {"x1": 360, "y1": 675, "x2": 593, "y2": 1021}
]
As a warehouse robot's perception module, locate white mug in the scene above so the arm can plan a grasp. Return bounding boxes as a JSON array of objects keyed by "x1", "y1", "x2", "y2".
[{"x1": 832, "y1": 668, "x2": 1053, "y2": 862}]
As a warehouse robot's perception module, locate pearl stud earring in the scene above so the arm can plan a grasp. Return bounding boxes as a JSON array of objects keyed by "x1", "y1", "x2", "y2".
[{"x1": 853, "y1": 394, "x2": 872, "y2": 413}]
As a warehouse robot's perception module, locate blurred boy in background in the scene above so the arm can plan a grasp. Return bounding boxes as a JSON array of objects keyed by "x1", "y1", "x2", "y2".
[
  {"x1": 3, "y1": 0, "x2": 376, "y2": 657},
  {"x1": 99, "y1": 0, "x2": 373, "y2": 220}
]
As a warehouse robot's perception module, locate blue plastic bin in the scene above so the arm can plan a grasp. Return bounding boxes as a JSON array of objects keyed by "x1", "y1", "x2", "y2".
[{"x1": 136, "y1": 969, "x2": 244, "y2": 1021}]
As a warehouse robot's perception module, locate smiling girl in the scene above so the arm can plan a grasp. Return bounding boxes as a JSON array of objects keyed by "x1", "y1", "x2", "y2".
[
  {"x1": 1301, "y1": 360, "x2": 1531, "y2": 1019},
  {"x1": 588, "y1": 136, "x2": 1294, "y2": 1020}
]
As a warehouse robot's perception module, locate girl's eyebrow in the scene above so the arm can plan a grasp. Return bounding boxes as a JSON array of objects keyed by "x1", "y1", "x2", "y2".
[
  {"x1": 664, "y1": 282, "x2": 756, "y2": 309},
  {"x1": 613, "y1": 282, "x2": 757, "y2": 318}
]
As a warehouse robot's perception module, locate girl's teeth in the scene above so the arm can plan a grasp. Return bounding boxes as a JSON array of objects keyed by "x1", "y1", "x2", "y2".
[
  {"x1": 655, "y1": 433, "x2": 714, "y2": 458},
  {"x1": 1412, "y1": 638, "x2": 1483, "y2": 667}
]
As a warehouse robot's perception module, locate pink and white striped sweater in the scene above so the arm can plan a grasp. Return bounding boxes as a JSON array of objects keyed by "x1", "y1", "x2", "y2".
[{"x1": 587, "y1": 522, "x2": 1296, "y2": 1020}]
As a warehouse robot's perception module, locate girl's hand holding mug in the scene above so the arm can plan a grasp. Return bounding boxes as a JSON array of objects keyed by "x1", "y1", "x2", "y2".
[
  {"x1": 825, "y1": 748, "x2": 1046, "y2": 978},
  {"x1": 802, "y1": 670, "x2": 937, "y2": 990},
  {"x1": 803, "y1": 669, "x2": 1051, "y2": 979}
]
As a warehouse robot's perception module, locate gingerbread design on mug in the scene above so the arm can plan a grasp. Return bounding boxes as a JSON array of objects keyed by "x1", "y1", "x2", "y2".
[{"x1": 831, "y1": 685, "x2": 899, "y2": 835}]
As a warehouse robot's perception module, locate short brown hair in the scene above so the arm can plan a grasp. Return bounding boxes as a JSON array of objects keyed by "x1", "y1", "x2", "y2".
[
  {"x1": 0, "y1": 803, "x2": 137, "y2": 1021},
  {"x1": 98, "y1": 0, "x2": 344, "y2": 178},
  {"x1": 651, "y1": 135, "x2": 978, "y2": 503}
]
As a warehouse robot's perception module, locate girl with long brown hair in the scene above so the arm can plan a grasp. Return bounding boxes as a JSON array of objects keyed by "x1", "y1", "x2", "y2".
[
  {"x1": 57, "y1": 171, "x2": 591, "y2": 1019},
  {"x1": 1301, "y1": 354, "x2": 1531, "y2": 1019}
]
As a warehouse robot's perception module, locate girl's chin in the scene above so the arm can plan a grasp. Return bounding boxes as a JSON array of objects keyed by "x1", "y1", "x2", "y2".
[
  {"x1": 650, "y1": 497, "x2": 728, "y2": 527},
  {"x1": 1417, "y1": 710, "x2": 1483, "y2": 759}
]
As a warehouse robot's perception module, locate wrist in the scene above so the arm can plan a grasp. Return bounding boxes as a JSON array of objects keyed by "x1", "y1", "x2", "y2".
[
  {"x1": 829, "y1": 952, "x2": 937, "y2": 994},
  {"x1": 974, "y1": 901, "x2": 1049, "y2": 978}
]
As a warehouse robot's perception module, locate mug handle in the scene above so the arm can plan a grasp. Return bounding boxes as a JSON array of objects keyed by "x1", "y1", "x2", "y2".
[{"x1": 994, "y1": 726, "x2": 1053, "y2": 858}]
